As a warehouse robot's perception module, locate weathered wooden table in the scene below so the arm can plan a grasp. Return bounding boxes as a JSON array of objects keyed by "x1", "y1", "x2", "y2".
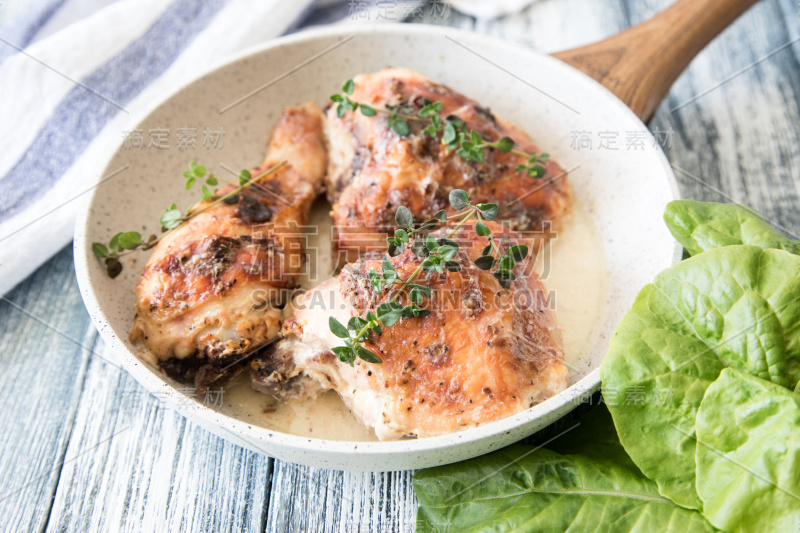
[{"x1": 2, "y1": 0, "x2": 799, "y2": 531}]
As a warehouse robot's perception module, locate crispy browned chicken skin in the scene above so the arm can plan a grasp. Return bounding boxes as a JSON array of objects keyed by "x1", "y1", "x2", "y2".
[
  {"x1": 252, "y1": 222, "x2": 567, "y2": 440},
  {"x1": 130, "y1": 103, "x2": 327, "y2": 390},
  {"x1": 325, "y1": 67, "x2": 572, "y2": 263}
]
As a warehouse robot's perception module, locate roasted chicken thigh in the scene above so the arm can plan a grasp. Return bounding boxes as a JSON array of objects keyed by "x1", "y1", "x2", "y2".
[
  {"x1": 252, "y1": 222, "x2": 567, "y2": 440},
  {"x1": 325, "y1": 67, "x2": 572, "y2": 263},
  {"x1": 130, "y1": 103, "x2": 327, "y2": 390}
]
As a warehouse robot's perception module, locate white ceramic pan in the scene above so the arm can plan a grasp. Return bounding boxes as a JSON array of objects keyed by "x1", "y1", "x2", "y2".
[{"x1": 74, "y1": 0, "x2": 758, "y2": 470}]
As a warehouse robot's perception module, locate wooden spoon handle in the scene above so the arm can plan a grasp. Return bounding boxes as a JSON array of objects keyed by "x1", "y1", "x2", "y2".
[{"x1": 552, "y1": 0, "x2": 760, "y2": 122}]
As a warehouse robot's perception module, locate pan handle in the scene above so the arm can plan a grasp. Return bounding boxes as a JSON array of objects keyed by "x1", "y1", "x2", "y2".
[{"x1": 552, "y1": 0, "x2": 760, "y2": 122}]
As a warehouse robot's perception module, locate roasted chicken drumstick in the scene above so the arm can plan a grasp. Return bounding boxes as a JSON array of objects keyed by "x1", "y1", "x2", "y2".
[{"x1": 130, "y1": 103, "x2": 327, "y2": 390}]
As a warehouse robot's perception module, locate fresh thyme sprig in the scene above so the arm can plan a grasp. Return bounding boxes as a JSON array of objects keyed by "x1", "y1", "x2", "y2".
[
  {"x1": 330, "y1": 79, "x2": 550, "y2": 178},
  {"x1": 183, "y1": 161, "x2": 218, "y2": 201},
  {"x1": 92, "y1": 161, "x2": 286, "y2": 278},
  {"x1": 329, "y1": 188, "x2": 529, "y2": 366}
]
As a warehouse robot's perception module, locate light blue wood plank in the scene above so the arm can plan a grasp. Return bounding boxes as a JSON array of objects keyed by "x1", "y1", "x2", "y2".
[
  {"x1": 44, "y1": 336, "x2": 272, "y2": 533},
  {"x1": 0, "y1": 246, "x2": 93, "y2": 533},
  {"x1": 265, "y1": 462, "x2": 417, "y2": 533},
  {"x1": 650, "y1": 0, "x2": 800, "y2": 232}
]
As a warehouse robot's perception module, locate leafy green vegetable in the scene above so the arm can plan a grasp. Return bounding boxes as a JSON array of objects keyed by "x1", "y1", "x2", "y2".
[
  {"x1": 412, "y1": 200, "x2": 800, "y2": 531},
  {"x1": 548, "y1": 405, "x2": 643, "y2": 476},
  {"x1": 414, "y1": 406, "x2": 717, "y2": 533},
  {"x1": 413, "y1": 201, "x2": 800, "y2": 530},
  {"x1": 601, "y1": 245, "x2": 800, "y2": 508},
  {"x1": 664, "y1": 200, "x2": 800, "y2": 256},
  {"x1": 695, "y1": 369, "x2": 800, "y2": 532}
]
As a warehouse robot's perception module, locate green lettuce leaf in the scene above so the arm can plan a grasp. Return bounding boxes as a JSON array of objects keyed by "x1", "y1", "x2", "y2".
[
  {"x1": 548, "y1": 405, "x2": 642, "y2": 475},
  {"x1": 663, "y1": 200, "x2": 800, "y2": 256},
  {"x1": 414, "y1": 407, "x2": 717, "y2": 533},
  {"x1": 600, "y1": 245, "x2": 800, "y2": 509},
  {"x1": 695, "y1": 368, "x2": 800, "y2": 533}
]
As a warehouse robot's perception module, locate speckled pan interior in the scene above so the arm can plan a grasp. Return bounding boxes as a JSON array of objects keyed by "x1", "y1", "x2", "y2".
[{"x1": 74, "y1": 24, "x2": 680, "y2": 471}]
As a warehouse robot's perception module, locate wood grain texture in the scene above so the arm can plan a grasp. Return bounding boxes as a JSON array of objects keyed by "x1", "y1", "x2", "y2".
[
  {"x1": 653, "y1": 0, "x2": 800, "y2": 232},
  {"x1": 1, "y1": 1, "x2": 800, "y2": 532},
  {"x1": 0, "y1": 248, "x2": 93, "y2": 533},
  {"x1": 44, "y1": 336, "x2": 272, "y2": 533},
  {"x1": 553, "y1": 0, "x2": 760, "y2": 122},
  {"x1": 265, "y1": 465, "x2": 416, "y2": 533}
]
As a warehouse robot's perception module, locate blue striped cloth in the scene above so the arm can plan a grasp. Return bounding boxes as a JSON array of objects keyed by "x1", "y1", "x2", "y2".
[{"x1": 0, "y1": 0, "x2": 508, "y2": 296}]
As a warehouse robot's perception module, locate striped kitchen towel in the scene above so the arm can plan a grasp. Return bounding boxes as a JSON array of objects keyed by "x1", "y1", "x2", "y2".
[
  {"x1": 0, "y1": 0, "x2": 512, "y2": 296},
  {"x1": 0, "y1": 0, "x2": 326, "y2": 296}
]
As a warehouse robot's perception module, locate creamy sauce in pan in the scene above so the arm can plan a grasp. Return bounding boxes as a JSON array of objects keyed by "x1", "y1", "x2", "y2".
[
  {"x1": 534, "y1": 202, "x2": 608, "y2": 372},
  {"x1": 209, "y1": 198, "x2": 607, "y2": 442}
]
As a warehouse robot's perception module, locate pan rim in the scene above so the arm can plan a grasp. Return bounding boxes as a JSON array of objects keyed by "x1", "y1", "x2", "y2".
[{"x1": 73, "y1": 22, "x2": 682, "y2": 468}]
